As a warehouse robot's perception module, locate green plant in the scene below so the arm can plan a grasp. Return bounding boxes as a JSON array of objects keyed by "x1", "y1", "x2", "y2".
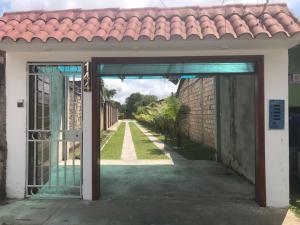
[
  {"x1": 129, "y1": 122, "x2": 168, "y2": 160},
  {"x1": 134, "y1": 96, "x2": 182, "y2": 140},
  {"x1": 290, "y1": 198, "x2": 300, "y2": 218},
  {"x1": 142, "y1": 125, "x2": 216, "y2": 161},
  {"x1": 125, "y1": 93, "x2": 158, "y2": 118}
]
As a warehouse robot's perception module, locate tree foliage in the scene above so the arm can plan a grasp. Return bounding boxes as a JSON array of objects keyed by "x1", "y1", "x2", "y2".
[
  {"x1": 134, "y1": 96, "x2": 182, "y2": 138},
  {"x1": 102, "y1": 84, "x2": 123, "y2": 113},
  {"x1": 103, "y1": 87, "x2": 117, "y2": 100},
  {"x1": 125, "y1": 93, "x2": 158, "y2": 118}
]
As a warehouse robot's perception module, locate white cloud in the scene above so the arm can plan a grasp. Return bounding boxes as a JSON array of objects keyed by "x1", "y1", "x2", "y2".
[
  {"x1": 10, "y1": 0, "x2": 149, "y2": 11},
  {"x1": 104, "y1": 78, "x2": 178, "y2": 104},
  {"x1": 8, "y1": 0, "x2": 299, "y2": 11},
  {"x1": 9, "y1": 0, "x2": 193, "y2": 11}
]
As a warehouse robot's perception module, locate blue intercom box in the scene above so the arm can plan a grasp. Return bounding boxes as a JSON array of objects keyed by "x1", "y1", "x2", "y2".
[{"x1": 269, "y1": 100, "x2": 285, "y2": 129}]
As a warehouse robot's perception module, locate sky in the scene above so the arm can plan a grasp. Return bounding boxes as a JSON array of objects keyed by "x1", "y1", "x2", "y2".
[
  {"x1": 104, "y1": 78, "x2": 178, "y2": 104},
  {"x1": 0, "y1": 0, "x2": 299, "y2": 103},
  {"x1": 0, "y1": 0, "x2": 300, "y2": 16}
]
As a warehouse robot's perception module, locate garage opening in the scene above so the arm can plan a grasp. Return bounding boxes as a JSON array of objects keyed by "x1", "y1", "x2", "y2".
[{"x1": 91, "y1": 56, "x2": 265, "y2": 206}]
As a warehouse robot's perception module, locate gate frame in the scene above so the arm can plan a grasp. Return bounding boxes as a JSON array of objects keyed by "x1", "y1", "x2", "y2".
[
  {"x1": 25, "y1": 62, "x2": 84, "y2": 198},
  {"x1": 91, "y1": 55, "x2": 266, "y2": 207}
]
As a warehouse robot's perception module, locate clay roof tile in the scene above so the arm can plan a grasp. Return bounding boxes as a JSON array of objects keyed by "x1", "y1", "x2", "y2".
[{"x1": 0, "y1": 3, "x2": 298, "y2": 43}]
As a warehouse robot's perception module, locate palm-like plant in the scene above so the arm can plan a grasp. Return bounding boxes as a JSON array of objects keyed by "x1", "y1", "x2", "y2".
[{"x1": 134, "y1": 96, "x2": 182, "y2": 145}]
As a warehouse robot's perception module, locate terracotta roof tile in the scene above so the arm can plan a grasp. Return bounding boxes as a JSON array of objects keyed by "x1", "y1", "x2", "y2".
[{"x1": 0, "y1": 3, "x2": 299, "y2": 43}]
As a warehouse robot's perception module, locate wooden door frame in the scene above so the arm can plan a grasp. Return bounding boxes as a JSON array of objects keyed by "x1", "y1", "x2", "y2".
[{"x1": 90, "y1": 55, "x2": 266, "y2": 207}]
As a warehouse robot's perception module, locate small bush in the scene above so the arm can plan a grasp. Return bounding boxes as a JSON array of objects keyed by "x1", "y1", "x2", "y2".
[{"x1": 134, "y1": 96, "x2": 181, "y2": 139}]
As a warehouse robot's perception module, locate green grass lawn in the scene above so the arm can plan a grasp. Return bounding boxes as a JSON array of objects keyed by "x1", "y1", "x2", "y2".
[
  {"x1": 100, "y1": 130, "x2": 114, "y2": 148},
  {"x1": 139, "y1": 123, "x2": 215, "y2": 160},
  {"x1": 290, "y1": 179, "x2": 300, "y2": 218},
  {"x1": 290, "y1": 199, "x2": 300, "y2": 217},
  {"x1": 101, "y1": 122, "x2": 126, "y2": 160},
  {"x1": 67, "y1": 130, "x2": 113, "y2": 159},
  {"x1": 129, "y1": 122, "x2": 168, "y2": 160}
]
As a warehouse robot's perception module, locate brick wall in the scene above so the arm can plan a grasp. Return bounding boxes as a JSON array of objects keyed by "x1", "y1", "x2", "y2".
[
  {"x1": 177, "y1": 78, "x2": 216, "y2": 148},
  {"x1": 101, "y1": 101, "x2": 118, "y2": 130},
  {"x1": 0, "y1": 53, "x2": 6, "y2": 198},
  {"x1": 177, "y1": 76, "x2": 255, "y2": 182},
  {"x1": 68, "y1": 81, "x2": 82, "y2": 130}
]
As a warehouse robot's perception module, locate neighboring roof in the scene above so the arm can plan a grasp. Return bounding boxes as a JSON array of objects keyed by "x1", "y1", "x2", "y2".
[{"x1": 0, "y1": 3, "x2": 299, "y2": 43}]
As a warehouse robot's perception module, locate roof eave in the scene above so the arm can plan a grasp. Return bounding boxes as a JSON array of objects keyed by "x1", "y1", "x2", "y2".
[{"x1": 0, "y1": 36, "x2": 299, "y2": 52}]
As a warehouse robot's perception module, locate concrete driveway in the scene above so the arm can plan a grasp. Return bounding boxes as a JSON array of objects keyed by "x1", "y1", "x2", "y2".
[{"x1": 0, "y1": 160, "x2": 298, "y2": 225}]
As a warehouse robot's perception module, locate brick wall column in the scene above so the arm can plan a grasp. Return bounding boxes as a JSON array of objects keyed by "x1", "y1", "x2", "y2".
[
  {"x1": 108, "y1": 103, "x2": 111, "y2": 127},
  {"x1": 111, "y1": 105, "x2": 113, "y2": 125},
  {"x1": 108, "y1": 103, "x2": 110, "y2": 128},
  {"x1": 110, "y1": 104, "x2": 112, "y2": 126},
  {"x1": 109, "y1": 104, "x2": 111, "y2": 127},
  {"x1": 106, "y1": 102, "x2": 109, "y2": 129},
  {"x1": 104, "y1": 102, "x2": 107, "y2": 130}
]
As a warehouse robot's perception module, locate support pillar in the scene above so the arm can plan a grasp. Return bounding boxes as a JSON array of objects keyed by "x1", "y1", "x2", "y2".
[{"x1": 82, "y1": 91, "x2": 92, "y2": 200}]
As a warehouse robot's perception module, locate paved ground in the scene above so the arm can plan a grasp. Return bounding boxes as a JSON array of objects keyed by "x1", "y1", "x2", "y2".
[
  {"x1": 1, "y1": 121, "x2": 299, "y2": 224},
  {"x1": 107, "y1": 121, "x2": 122, "y2": 132},
  {"x1": 121, "y1": 121, "x2": 137, "y2": 161},
  {"x1": 1, "y1": 160, "x2": 299, "y2": 225}
]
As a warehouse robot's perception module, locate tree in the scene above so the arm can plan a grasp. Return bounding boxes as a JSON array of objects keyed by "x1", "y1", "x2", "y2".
[
  {"x1": 125, "y1": 93, "x2": 143, "y2": 118},
  {"x1": 133, "y1": 96, "x2": 189, "y2": 147},
  {"x1": 137, "y1": 95, "x2": 158, "y2": 107},
  {"x1": 103, "y1": 87, "x2": 117, "y2": 100},
  {"x1": 101, "y1": 83, "x2": 122, "y2": 116},
  {"x1": 125, "y1": 93, "x2": 158, "y2": 118}
]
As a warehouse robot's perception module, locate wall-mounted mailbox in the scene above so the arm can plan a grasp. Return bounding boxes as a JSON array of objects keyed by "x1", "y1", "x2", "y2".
[{"x1": 269, "y1": 100, "x2": 285, "y2": 129}]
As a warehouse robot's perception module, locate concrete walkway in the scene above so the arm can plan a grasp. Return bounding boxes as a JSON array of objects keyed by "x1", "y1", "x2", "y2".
[
  {"x1": 107, "y1": 120, "x2": 122, "y2": 132},
  {"x1": 121, "y1": 121, "x2": 137, "y2": 161}
]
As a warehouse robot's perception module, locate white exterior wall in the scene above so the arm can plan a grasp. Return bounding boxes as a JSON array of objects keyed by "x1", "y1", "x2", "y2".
[
  {"x1": 82, "y1": 92, "x2": 93, "y2": 200},
  {"x1": 5, "y1": 49, "x2": 289, "y2": 207},
  {"x1": 264, "y1": 50, "x2": 289, "y2": 207},
  {"x1": 6, "y1": 53, "x2": 27, "y2": 198}
]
